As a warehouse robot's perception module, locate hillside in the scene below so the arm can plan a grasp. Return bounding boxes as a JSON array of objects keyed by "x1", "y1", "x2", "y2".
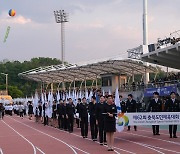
[{"x1": 0, "y1": 57, "x2": 62, "y2": 98}]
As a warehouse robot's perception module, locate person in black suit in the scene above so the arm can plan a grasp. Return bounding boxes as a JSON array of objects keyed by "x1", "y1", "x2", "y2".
[
  {"x1": 165, "y1": 92, "x2": 180, "y2": 138},
  {"x1": 76, "y1": 98, "x2": 81, "y2": 128},
  {"x1": 120, "y1": 95, "x2": 126, "y2": 113},
  {"x1": 62, "y1": 100, "x2": 68, "y2": 131},
  {"x1": 66, "y1": 98, "x2": 75, "y2": 133},
  {"x1": 79, "y1": 97, "x2": 89, "y2": 138},
  {"x1": 57, "y1": 100, "x2": 64, "y2": 129},
  {"x1": 52, "y1": 101, "x2": 57, "y2": 127},
  {"x1": 38, "y1": 102, "x2": 42, "y2": 123},
  {"x1": 95, "y1": 95, "x2": 107, "y2": 145},
  {"x1": 104, "y1": 95, "x2": 117, "y2": 151},
  {"x1": 126, "y1": 94, "x2": 137, "y2": 131},
  {"x1": 147, "y1": 92, "x2": 162, "y2": 135},
  {"x1": 89, "y1": 96, "x2": 98, "y2": 141},
  {"x1": 28, "y1": 101, "x2": 33, "y2": 120}
]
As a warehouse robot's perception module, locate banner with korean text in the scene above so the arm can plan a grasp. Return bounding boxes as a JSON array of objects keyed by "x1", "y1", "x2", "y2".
[{"x1": 116, "y1": 112, "x2": 180, "y2": 132}]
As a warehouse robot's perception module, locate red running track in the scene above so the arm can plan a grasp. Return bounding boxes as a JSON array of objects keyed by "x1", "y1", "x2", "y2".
[{"x1": 0, "y1": 116, "x2": 180, "y2": 154}]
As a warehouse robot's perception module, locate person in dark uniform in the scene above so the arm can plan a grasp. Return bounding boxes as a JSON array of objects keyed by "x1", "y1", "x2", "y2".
[
  {"x1": 43, "y1": 102, "x2": 48, "y2": 126},
  {"x1": 165, "y1": 92, "x2": 180, "y2": 138},
  {"x1": 95, "y1": 95, "x2": 107, "y2": 145},
  {"x1": 57, "y1": 100, "x2": 64, "y2": 129},
  {"x1": 62, "y1": 100, "x2": 68, "y2": 131},
  {"x1": 120, "y1": 95, "x2": 126, "y2": 113},
  {"x1": 126, "y1": 94, "x2": 137, "y2": 131},
  {"x1": 35, "y1": 106, "x2": 39, "y2": 122},
  {"x1": 38, "y1": 102, "x2": 42, "y2": 123},
  {"x1": 52, "y1": 101, "x2": 57, "y2": 127},
  {"x1": 89, "y1": 96, "x2": 98, "y2": 141},
  {"x1": 147, "y1": 92, "x2": 162, "y2": 135},
  {"x1": 104, "y1": 95, "x2": 117, "y2": 151},
  {"x1": 57, "y1": 100, "x2": 60, "y2": 128},
  {"x1": 28, "y1": 101, "x2": 33, "y2": 120},
  {"x1": 67, "y1": 98, "x2": 75, "y2": 133},
  {"x1": 79, "y1": 97, "x2": 89, "y2": 138},
  {"x1": 76, "y1": 98, "x2": 81, "y2": 128}
]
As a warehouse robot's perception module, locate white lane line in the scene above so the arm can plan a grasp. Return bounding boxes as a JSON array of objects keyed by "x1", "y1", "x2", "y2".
[
  {"x1": 122, "y1": 131, "x2": 180, "y2": 146},
  {"x1": 138, "y1": 128, "x2": 180, "y2": 136},
  {"x1": 36, "y1": 147, "x2": 45, "y2": 154},
  {"x1": 14, "y1": 116, "x2": 120, "y2": 154},
  {"x1": 70, "y1": 145, "x2": 90, "y2": 154},
  {"x1": 116, "y1": 137, "x2": 165, "y2": 154},
  {"x1": 50, "y1": 126, "x2": 132, "y2": 154},
  {"x1": 142, "y1": 143, "x2": 180, "y2": 154},
  {"x1": 13, "y1": 116, "x2": 134, "y2": 154},
  {"x1": 2, "y1": 120, "x2": 36, "y2": 154},
  {"x1": 64, "y1": 130, "x2": 131, "y2": 154},
  {"x1": 9, "y1": 117, "x2": 78, "y2": 154},
  {"x1": 0, "y1": 148, "x2": 4, "y2": 154}
]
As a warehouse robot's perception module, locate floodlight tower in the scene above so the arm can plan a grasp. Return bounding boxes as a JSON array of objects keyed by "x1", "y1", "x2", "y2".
[
  {"x1": 143, "y1": 0, "x2": 149, "y2": 84},
  {"x1": 143, "y1": 0, "x2": 148, "y2": 46},
  {"x1": 54, "y1": 10, "x2": 68, "y2": 65}
]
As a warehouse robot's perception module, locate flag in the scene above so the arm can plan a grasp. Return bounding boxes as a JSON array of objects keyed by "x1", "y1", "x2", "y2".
[
  {"x1": 79, "y1": 90, "x2": 82, "y2": 99},
  {"x1": 85, "y1": 89, "x2": 89, "y2": 101},
  {"x1": 74, "y1": 90, "x2": 77, "y2": 106},
  {"x1": 68, "y1": 90, "x2": 71, "y2": 99},
  {"x1": 88, "y1": 90, "x2": 93, "y2": 101},
  {"x1": 115, "y1": 87, "x2": 121, "y2": 111},
  {"x1": 115, "y1": 86, "x2": 124, "y2": 132},
  {"x1": 33, "y1": 92, "x2": 39, "y2": 113},
  {"x1": 102, "y1": 89, "x2": 105, "y2": 96},
  {"x1": 57, "y1": 90, "x2": 60, "y2": 102},
  {"x1": 108, "y1": 89, "x2": 111, "y2": 95}
]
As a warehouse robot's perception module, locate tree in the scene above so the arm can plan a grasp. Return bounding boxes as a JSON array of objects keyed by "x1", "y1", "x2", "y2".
[{"x1": 0, "y1": 57, "x2": 62, "y2": 97}]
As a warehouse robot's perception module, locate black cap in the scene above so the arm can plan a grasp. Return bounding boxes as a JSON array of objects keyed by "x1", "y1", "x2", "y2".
[
  {"x1": 128, "y1": 94, "x2": 133, "y2": 98},
  {"x1": 170, "y1": 91, "x2": 176, "y2": 95},
  {"x1": 153, "y1": 92, "x2": 159, "y2": 95}
]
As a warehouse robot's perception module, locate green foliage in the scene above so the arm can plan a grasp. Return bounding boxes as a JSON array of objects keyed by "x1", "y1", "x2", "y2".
[{"x1": 0, "y1": 57, "x2": 62, "y2": 98}]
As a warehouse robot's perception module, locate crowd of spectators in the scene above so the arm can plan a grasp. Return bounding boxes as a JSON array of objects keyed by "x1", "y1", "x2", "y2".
[{"x1": 120, "y1": 72, "x2": 180, "y2": 92}]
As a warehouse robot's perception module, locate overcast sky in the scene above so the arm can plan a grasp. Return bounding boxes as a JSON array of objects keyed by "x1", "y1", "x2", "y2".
[{"x1": 0, "y1": 0, "x2": 180, "y2": 64}]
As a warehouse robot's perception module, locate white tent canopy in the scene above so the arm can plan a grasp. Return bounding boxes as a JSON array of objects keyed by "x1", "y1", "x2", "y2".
[{"x1": 19, "y1": 58, "x2": 155, "y2": 83}]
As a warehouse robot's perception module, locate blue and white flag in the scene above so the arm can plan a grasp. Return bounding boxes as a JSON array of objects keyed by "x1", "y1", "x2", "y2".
[
  {"x1": 115, "y1": 87, "x2": 121, "y2": 112},
  {"x1": 115, "y1": 86, "x2": 124, "y2": 132}
]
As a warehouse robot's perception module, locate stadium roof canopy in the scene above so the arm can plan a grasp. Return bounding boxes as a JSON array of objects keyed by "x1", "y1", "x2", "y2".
[
  {"x1": 19, "y1": 58, "x2": 156, "y2": 83},
  {"x1": 141, "y1": 43, "x2": 180, "y2": 69}
]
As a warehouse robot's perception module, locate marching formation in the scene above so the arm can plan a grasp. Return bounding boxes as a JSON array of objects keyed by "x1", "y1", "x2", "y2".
[{"x1": 1, "y1": 89, "x2": 180, "y2": 151}]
